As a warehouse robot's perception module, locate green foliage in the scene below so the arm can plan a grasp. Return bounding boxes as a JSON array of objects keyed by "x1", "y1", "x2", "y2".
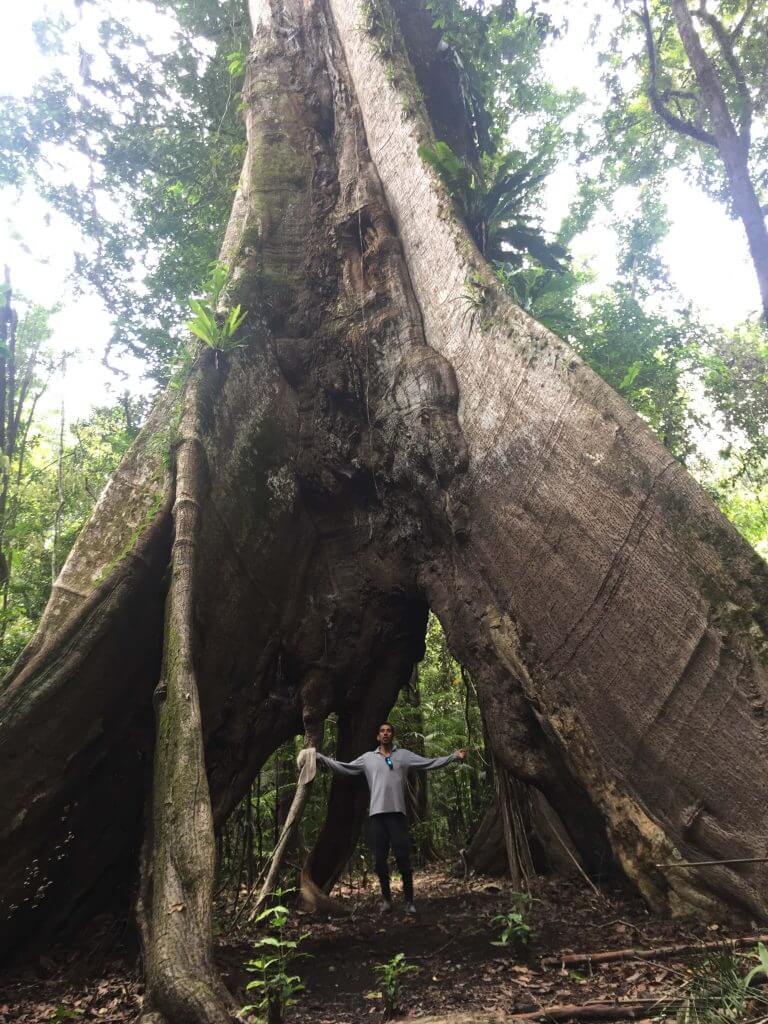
[
  {"x1": 703, "y1": 323, "x2": 768, "y2": 473},
  {"x1": 424, "y1": 0, "x2": 569, "y2": 157},
  {"x1": 499, "y1": 263, "x2": 586, "y2": 339},
  {"x1": 571, "y1": 288, "x2": 703, "y2": 460},
  {"x1": 360, "y1": 0, "x2": 401, "y2": 61},
  {"x1": 743, "y1": 941, "x2": 768, "y2": 992},
  {"x1": 0, "y1": 388, "x2": 142, "y2": 675},
  {"x1": 505, "y1": 179, "x2": 717, "y2": 465},
  {"x1": 675, "y1": 945, "x2": 768, "y2": 1024},
  {"x1": 416, "y1": 1, "x2": 579, "y2": 311},
  {"x1": 373, "y1": 952, "x2": 418, "y2": 1020},
  {"x1": 186, "y1": 261, "x2": 247, "y2": 352},
  {"x1": 595, "y1": 0, "x2": 768, "y2": 285},
  {"x1": 226, "y1": 49, "x2": 247, "y2": 78},
  {"x1": 0, "y1": 0, "x2": 249, "y2": 381},
  {"x1": 49, "y1": 1009, "x2": 83, "y2": 1023},
  {"x1": 169, "y1": 346, "x2": 197, "y2": 394},
  {"x1": 389, "y1": 614, "x2": 490, "y2": 859},
  {"x1": 708, "y1": 473, "x2": 768, "y2": 559},
  {"x1": 491, "y1": 892, "x2": 535, "y2": 949},
  {"x1": 241, "y1": 894, "x2": 309, "y2": 1024},
  {"x1": 419, "y1": 141, "x2": 568, "y2": 273}
]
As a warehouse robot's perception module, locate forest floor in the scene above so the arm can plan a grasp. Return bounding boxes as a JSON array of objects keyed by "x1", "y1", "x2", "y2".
[{"x1": 1, "y1": 868, "x2": 763, "y2": 1023}]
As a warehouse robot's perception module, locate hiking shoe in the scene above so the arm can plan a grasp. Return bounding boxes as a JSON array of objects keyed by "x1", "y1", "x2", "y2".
[
  {"x1": 404, "y1": 901, "x2": 417, "y2": 915},
  {"x1": 380, "y1": 898, "x2": 393, "y2": 913}
]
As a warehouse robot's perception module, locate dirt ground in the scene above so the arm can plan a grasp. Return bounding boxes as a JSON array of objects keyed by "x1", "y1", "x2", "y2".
[{"x1": 0, "y1": 869, "x2": 760, "y2": 1023}]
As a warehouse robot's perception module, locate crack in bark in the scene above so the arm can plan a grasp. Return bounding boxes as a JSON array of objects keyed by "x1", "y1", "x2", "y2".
[{"x1": 543, "y1": 460, "x2": 677, "y2": 676}]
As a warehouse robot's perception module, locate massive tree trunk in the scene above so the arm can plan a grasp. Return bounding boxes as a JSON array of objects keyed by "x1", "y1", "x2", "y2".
[{"x1": 1, "y1": 0, "x2": 768, "y2": 1014}]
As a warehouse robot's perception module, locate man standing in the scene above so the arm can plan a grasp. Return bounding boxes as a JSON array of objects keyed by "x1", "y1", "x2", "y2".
[{"x1": 314, "y1": 722, "x2": 466, "y2": 914}]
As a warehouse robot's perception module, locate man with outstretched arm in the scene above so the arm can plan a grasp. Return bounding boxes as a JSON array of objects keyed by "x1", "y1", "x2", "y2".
[{"x1": 314, "y1": 722, "x2": 466, "y2": 914}]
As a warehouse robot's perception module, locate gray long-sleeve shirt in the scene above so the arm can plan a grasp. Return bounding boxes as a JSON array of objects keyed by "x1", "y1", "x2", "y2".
[{"x1": 315, "y1": 747, "x2": 458, "y2": 816}]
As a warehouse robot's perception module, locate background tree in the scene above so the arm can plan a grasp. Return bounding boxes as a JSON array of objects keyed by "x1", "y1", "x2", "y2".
[
  {"x1": 603, "y1": 0, "x2": 768, "y2": 318},
  {"x1": 0, "y1": 394, "x2": 143, "y2": 671}
]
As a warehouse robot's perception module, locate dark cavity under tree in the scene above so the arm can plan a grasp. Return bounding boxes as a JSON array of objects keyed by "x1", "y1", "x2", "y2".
[{"x1": 1, "y1": 1, "x2": 767, "y2": 1021}]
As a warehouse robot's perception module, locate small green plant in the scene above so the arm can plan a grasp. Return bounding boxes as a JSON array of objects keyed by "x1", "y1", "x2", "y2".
[
  {"x1": 50, "y1": 1010, "x2": 83, "y2": 1023},
  {"x1": 742, "y1": 940, "x2": 768, "y2": 991},
  {"x1": 374, "y1": 952, "x2": 418, "y2": 1020},
  {"x1": 240, "y1": 893, "x2": 309, "y2": 1024},
  {"x1": 168, "y1": 345, "x2": 195, "y2": 392},
  {"x1": 360, "y1": 0, "x2": 400, "y2": 60},
  {"x1": 461, "y1": 271, "x2": 495, "y2": 332},
  {"x1": 418, "y1": 140, "x2": 568, "y2": 275},
  {"x1": 674, "y1": 945, "x2": 768, "y2": 1024},
  {"x1": 226, "y1": 49, "x2": 246, "y2": 78},
  {"x1": 491, "y1": 891, "x2": 535, "y2": 949},
  {"x1": 186, "y1": 261, "x2": 247, "y2": 354}
]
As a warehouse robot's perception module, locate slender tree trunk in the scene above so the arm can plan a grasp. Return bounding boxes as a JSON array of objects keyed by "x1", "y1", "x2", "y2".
[
  {"x1": 402, "y1": 667, "x2": 440, "y2": 865},
  {"x1": 51, "y1": 365, "x2": 66, "y2": 583},
  {"x1": 255, "y1": 772, "x2": 263, "y2": 866},
  {"x1": 245, "y1": 783, "x2": 255, "y2": 889},
  {"x1": 138, "y1": 355, "x2": 236, "y2": 1024},
  {"x1": 669, "y1": 0, "x2": 768, "y2": 320},
  {"x1": 0, "y1": 270, "x2": 17, "y2": 587}
]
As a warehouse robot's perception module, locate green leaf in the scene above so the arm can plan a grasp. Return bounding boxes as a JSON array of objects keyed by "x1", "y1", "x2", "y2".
[
  {"x1": 226, "y1": 50, "x2": 246, "y2": 77},
  {"x1": 187, "y1": 320, "x2": 218, "y2": 347},
  {"x1": 620, "y1": 360, "x2": 644, "y2": 390},
  {"x1": 255, "y1": 904, "x2": 290, "y2": 921}
]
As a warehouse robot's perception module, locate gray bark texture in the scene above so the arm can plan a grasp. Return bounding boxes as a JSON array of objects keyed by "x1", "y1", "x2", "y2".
[
  {"x1": 137, "y1": 364, "x2": 236, "y2": 1023},
  {"x1": 0, "y1": 0, "x2": 767, "y2": 1014}
]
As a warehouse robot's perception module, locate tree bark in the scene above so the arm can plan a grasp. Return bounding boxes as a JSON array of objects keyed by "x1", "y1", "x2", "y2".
[
  {"x1": 0, "y1": 2, "x2": 767, "y2": 1010},
  {"x1": 138, "y1": 356, "x2": 236, "y2": 1024},
  {"x1": 458, "y1": 800, "x2": 509, "y2": 878},
  {"x1": 494, "y1": 759, "x2": 534, "y2": 888},
  {"x1": 324, "y1": 0, "x2": 768, "y2": 919}
]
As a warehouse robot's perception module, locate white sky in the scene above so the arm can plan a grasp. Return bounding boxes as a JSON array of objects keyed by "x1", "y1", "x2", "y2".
[{"x1": 0, "y1": 0, "x2": 762, "y2": 427}]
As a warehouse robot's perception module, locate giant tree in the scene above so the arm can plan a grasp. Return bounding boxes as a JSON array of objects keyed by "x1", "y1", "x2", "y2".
[{"x1": 1, "y1": 1, "x2": 767, "y2": 1022}]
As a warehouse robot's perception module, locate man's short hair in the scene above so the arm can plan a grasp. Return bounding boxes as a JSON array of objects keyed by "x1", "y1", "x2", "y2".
[{"x1": 378, "y1": 721, "x2": 395, "y2": 736}]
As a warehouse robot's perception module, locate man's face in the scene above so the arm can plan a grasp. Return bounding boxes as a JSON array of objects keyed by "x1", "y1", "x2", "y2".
[{"x1": 377, "y1": 724, "x2": 394, "y2": 746}]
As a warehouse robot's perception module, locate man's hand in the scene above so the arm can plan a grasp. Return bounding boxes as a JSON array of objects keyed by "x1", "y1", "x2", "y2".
[
  {"x1": 297, "y1": 746, "x2": 316, "y2": 769},
  {"x1": 455, "y1": 749, "x2": 467, "y2": 761}
]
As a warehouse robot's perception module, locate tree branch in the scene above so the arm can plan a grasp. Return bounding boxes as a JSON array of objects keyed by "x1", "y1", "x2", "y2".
[
  {"x1": 731, "y1": 0, "x2": 756, "y2": 42},
  {"x1": 636, "y1": 0, "x2": 716, "y2": 147},
  {"x1": 694, "y1": 6, "x2": 752, "y2": 147},
  {"x1": 659, "y1": 88, "x2": 698, "y2": 101}
]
